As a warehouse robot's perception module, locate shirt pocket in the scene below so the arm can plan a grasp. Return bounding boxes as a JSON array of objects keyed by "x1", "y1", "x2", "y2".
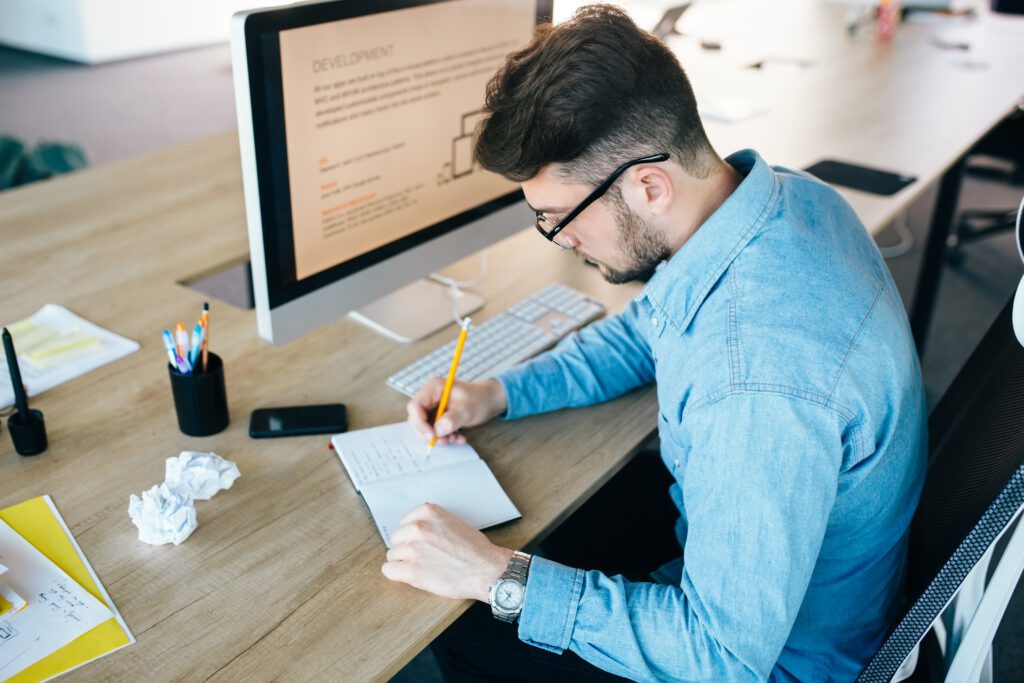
[{"x1": 658, "y1": 410, "x2": 687, "y2": 478}]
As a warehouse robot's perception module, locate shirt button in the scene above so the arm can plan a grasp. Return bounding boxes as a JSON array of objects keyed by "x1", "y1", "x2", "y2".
[{"x1": 651, "y1": 317, "x2": 658, "y2": 327}]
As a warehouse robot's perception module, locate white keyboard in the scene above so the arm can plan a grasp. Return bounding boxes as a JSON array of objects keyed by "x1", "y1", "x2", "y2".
[{"x1": 387, "y1": 283, "x2": 606, "y2": 396}]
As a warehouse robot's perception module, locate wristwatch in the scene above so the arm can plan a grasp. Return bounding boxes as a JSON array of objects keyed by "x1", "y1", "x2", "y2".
[{"x1": 489, "y1": 551, "x2": 532, "y2": 623}]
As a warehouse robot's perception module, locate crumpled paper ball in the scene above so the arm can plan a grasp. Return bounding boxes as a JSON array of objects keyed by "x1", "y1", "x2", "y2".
[
  {"x1": 165, "y1": 451, "x2": 240, "y2": 501},
  {"x1": 128, "y1": 483, "x2": 197, "y2": 546}
]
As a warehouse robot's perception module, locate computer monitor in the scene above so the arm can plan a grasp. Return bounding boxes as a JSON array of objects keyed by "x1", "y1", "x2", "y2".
[{"x1": 231, "y1": 0, "x2": 551, "y2": 344}]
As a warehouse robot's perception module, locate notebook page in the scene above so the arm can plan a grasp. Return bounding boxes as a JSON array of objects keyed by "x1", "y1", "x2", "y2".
[
  {"x1": 359, "y1": 459, "x2": 520, "y2": 547},
  {"x1": 0, "y1": 520, "x2": 114, "y2": 680},
  {"x1": 332, "y1": 422, "x2": 480, "y2": 489}
]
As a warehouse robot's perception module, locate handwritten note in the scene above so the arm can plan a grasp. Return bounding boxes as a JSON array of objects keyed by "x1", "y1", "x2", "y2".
[
  {"x1": 0, "y1": 520, "x2": 113, "y2": 680},
  {"x1": 336, "y1": 422, "x2": 478, "y2": 488}
]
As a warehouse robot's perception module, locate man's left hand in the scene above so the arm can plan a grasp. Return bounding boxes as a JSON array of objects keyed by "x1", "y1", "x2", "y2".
[{"x1": 381, "y1": 503, "x2": 513, "y2": 602}]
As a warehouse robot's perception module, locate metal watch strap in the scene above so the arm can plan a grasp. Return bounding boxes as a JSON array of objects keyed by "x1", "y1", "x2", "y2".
[
  {"x1": 504, "y1": 550, "x2": 531, "y2": 583},
  {"x1": 491, "y1": 551, "x2": 531, "y2": 623}
]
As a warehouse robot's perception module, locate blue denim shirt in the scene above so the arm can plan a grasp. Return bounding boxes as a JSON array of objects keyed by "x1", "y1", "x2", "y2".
[{"x1": 496, "y1": 150, "x2": 927, "y2": 681}]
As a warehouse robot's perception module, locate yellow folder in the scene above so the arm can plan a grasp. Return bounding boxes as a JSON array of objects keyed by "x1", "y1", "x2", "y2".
[{"x1": 0, "y1": 496, "x2": 133, "y2": 682}]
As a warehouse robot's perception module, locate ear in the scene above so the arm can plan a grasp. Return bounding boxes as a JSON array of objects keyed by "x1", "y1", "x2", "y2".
[{"x1": 624, "y1": 164, "x2": 674, "y2": 217}]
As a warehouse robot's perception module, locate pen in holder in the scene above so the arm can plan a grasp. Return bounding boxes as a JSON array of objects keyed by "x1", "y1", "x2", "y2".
[{"x1": 168, "y1": 353, "x2": 229, "y2": 436}]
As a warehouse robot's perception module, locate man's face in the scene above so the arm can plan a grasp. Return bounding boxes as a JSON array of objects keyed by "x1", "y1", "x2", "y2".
[{"x1": 522, "y1": 165, "x2": 670, "y2": 284}]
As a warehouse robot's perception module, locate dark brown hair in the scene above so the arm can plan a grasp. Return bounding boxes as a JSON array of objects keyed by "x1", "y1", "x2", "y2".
[{"x1": 475, "y1": 4, "x2": 713, "y2": 186}]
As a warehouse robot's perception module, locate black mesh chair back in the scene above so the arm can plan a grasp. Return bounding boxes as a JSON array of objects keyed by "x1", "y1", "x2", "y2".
[{"x1": 858, "y1": 300, "x2": 1024, "y2": 682}]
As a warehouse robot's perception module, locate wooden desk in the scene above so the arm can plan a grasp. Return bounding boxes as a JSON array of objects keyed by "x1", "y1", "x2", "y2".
[
  {"x1": 668, "y1": 0, "x2": 1024, "y2": 352},
  {"x1": 2, "y1": 1, "x2": 1023, "y2": 680},
  {"x1": 0, "y1": 135, "x2": 657, "y2": 680}
]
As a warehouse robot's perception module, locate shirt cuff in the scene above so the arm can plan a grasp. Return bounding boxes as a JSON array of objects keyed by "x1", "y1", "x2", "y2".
[
  {"x1": 518, "y1": 556, "x2": 584, "y2": 654},
  {"x1": 496, "y1": 366, "x2": 534, "y2": 421}
]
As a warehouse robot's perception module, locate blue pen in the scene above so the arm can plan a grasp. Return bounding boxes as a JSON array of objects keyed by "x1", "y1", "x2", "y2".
[
  {"x1": 188, "y1": 323, "x2": 202, "y2": 368},
  {"x1": 162, "y1": 330, "x2": 179, "y2": 369}
]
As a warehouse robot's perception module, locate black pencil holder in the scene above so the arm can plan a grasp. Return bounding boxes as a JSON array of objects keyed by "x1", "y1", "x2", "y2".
[{"x1": 168, "y1": 353, "x2": 229, "y2": 436}]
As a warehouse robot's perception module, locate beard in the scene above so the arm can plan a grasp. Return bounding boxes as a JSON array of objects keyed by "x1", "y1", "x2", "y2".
[{"x1": 591, "y1": 202, "x2": 671, "y2": 284}]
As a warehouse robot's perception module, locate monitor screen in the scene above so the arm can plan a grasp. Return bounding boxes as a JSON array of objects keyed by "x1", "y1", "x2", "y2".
[
  {"x1": 279, "y1": 0, "x2": 532, "y2": 280},
  {"x1": 239, "y1": 0, "x2": 547, "y2": 310}
]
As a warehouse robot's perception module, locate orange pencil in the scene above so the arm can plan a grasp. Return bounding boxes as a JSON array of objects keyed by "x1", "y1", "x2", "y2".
[
  {"x1": 427, "y1": 318, "x2": 471, "y2": 454},
  {"x1": 200, "y1": 302, "x2": 209, "y2": 372}
]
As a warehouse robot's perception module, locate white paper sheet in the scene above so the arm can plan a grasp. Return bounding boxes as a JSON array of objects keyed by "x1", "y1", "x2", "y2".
[
  {"x1": 1, "y1": 305, "x2": 139, "y2": 408},
  {"x1": 42, "y1": 494, "x2": 135, "y2": 680},
  {"x1": 0, "y1": 520, "x2": 114, "y2": 680},
  {"x1": 128, "y1": 484, "x2": 198, "y2": 546},
  {"x1": 333, "y1": 422, "x2": 479, "y2": 488},
  {"x1": 360, "y1": 459, "x2": 521, "y2": 548},
  {"x1": 164, "y1": 451, "x2": 241, "y2": 501},
  {"x1": 0, "y1": 563, "x2": 26, "y2": 622}
]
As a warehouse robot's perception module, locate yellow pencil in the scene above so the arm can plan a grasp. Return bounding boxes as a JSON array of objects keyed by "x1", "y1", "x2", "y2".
[{"x1": 428, "y1": 318, "x2": 471, "y2": 454}]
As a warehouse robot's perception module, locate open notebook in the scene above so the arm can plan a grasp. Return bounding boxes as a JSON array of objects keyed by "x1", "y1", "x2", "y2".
[{"x1": 332, "y1": 422, "x2": 520, "y2": 547}]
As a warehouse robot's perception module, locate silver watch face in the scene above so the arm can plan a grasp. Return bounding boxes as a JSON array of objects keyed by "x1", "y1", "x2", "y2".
[{"x1": 494, "y1": 578, "x2": 525, "y2": 611}]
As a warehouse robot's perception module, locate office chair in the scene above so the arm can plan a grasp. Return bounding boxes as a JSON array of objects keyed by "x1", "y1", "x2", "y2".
[
  {"x1": 857, "y1": 299, "x2": 1024, "y2": 683},
  {"x1": 946, "y1": 109, "x2": 1024, "y2": 265}
]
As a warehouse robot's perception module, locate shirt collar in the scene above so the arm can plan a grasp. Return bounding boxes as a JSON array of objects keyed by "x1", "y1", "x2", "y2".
[{"x1": 638, "y1": 149, "x2": 780, "y2": 333}]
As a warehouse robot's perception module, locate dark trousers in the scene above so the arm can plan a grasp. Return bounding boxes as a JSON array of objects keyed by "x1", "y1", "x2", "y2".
[{"x1": 434, "y1": 448, "x2": 681, "y2": 682}]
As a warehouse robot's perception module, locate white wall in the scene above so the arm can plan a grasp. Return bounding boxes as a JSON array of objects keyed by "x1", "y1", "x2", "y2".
[{"x1": 0, "y1": 0, "x2": 289, "y2": 64}]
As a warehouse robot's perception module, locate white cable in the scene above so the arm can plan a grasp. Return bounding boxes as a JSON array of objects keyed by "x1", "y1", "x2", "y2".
[
  {"x1": 879, "y1": 212, "x2": 915, "y2": 259},
  {"x1": 428, "y1": 251, "x2": 489, "y2": 326}
]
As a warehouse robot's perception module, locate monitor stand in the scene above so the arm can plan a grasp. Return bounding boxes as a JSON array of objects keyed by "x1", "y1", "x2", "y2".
[
  {"x1": 349, "y1": 278, "x2": 484, "y2": 343},
  {"x1": 180, "y1": 257, "x2": 255, "y2": 310}
]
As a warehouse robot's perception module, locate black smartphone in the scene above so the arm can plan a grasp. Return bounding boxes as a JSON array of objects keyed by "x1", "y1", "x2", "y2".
[
  {"x1": 804, "y1": 159, "x2": 916, "y2": 196},
  {"x1": 249, "y1": 404, "x2": 348, "y2": 438}
]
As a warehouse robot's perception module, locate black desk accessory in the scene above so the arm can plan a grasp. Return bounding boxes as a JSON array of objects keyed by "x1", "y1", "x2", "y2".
[
  {"x1": 168, "y1": 352, "x2": 229, "y2": 436},
  {"x1": 992, "y1": 0, "x2": 1023, "y2": 15},
  {"x1": 2, "y1": 327, "x2": 47, "y2": 456},
  {"x1": 804, "y1": 159, "x2": 917, "y2": 196},
  {"x1": 249, "y1": 403, "x2": 348, "y2": 438}
]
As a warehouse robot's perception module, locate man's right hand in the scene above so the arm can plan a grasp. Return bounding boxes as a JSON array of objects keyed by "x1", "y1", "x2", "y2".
[{"x1": 406, "y1": 378, "x2": 508, "y2": 445}]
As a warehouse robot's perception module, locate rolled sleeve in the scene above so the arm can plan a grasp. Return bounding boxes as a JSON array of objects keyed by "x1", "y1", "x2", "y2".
[
  {"x1": 518, "y1": 556, "x2": 585, "y2": 653},
  {"x1": 496, "y1": 300, "x2": 655, "y2": 420},
  {"x1": 495, "y1": 366, "x2": 541, "y2": 421}
]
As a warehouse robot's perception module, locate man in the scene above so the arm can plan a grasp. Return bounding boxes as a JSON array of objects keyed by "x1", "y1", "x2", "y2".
[{"x1": 382, "y1": 5, "x2": 926, "y2": 681}]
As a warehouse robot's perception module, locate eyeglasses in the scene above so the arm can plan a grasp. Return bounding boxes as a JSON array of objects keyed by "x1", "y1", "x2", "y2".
[{"x1": 534, "y1": 152, "x2": 670, "y2": 249}]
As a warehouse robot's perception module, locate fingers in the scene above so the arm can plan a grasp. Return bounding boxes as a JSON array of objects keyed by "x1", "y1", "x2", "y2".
[
  {"x1": 380, "y1": 503, "x2": 499, "y2": 601},
  {"x1": 381, "y1": 559, "x2": 414, "y2": 583},
  {"x1": 434, "y1": 406, "x2": 467, "y2": 437},
  {"x1": 389, "y1": 519, "x2": 427, "y2": 548},
  {"x1": 407, "y1": 378, "x2": 445, "y2": 441},
  {"x1": 385, "y1": 541, "x2": 419, "y2": 562},
  {"x1": 407, "y1": 379, "x2": 476, "y2": 442},
  {"x1": 397, "y1": 502, "x2": 442, "y2": 528},
  {"x1": 406, "y1": 402, "x2": 434, "y2": 441},
  {"x1": 383, "y1": 518, "x2": 428, "y2": 584},
  {"x1": 434, "y1": 383, "x2": 476, "y2": 436}
]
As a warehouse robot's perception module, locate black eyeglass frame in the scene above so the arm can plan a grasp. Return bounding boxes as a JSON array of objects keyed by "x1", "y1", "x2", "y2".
[{"x1": 535, "y1": 152, "x2": 671, "y2": 245}]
